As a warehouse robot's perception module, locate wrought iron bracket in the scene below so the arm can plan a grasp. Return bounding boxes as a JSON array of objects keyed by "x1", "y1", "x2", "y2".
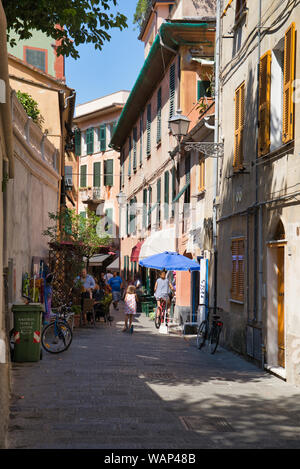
[{"x1": 184, "y1": 142, "x2": 224, "y2": 158}]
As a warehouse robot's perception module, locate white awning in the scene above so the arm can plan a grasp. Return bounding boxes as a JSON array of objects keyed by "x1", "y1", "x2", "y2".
[
  {"x1": 139, "y1": 227, "x2": 176, "y2": 260},
  {"x1": 83, "y1": 254, "x2": 109, "y2": 266},
  {"x1": 106, "y1": 257, "x2": 119, "y2": 271}
]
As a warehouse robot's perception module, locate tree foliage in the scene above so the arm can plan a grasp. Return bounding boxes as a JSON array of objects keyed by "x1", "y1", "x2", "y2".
[
  {"x1": 3, "y1": 0, "x2": 127, "y2": 59},
  {"x1": 43, "y1": 208, "x2": 110, "y2": 267},
  {"x1": 133, "y1": 0, "x2": 152, "y2": 29}
]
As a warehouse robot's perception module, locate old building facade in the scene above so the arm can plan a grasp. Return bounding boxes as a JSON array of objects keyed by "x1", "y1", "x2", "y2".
[
  {"x1": 110, "y1": 0, "x2": 216, "y2": 325},
  {"x1": 217, "y1": 0, "x2": 300, "y2": 385}
]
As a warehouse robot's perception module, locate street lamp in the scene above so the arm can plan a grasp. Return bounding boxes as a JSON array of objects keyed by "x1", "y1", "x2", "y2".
[
  {"x1": 116, "y1": 190, "x2": 126, "y2": 206},
  {"x1": 168, "y1": 109, "x2": 191, "y2": 139}
]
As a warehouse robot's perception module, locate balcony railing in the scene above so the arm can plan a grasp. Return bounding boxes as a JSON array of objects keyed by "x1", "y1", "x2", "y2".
[{"x1": 80, "y1": 187, "x2": 105, "y2": 203}]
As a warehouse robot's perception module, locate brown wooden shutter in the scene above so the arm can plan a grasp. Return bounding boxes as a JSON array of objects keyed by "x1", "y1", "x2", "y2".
[
  {"x1": 283, "y1": 22, "x2": 296, "y2": 144},
  {"x1": 258, "y1": 51, "x2": 271, "y2": 156},
  {"x1": 234, "y1": 82, "x2": 245, "y2": 171},
  {"x1": 231, "y1": 238, "x2": 244, "y2": 301}
]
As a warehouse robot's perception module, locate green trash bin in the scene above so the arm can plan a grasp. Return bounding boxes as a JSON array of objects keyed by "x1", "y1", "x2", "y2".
[{"x1": 12, "y1": 303, "x2": 44, "y2": 362}]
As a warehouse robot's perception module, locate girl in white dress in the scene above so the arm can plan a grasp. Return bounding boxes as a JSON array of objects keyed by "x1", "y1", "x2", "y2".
[{"x1": 123, "y1": 285, "x2": 138, "y2": 332}]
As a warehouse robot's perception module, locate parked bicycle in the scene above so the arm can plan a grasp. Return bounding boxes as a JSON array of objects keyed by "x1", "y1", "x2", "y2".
[
  {"x1": 196, "y1": 307, "x2": 223, "y2": 354},
  {"x1": 155, "y1": 298, "x2": 169, "y2": 329},
  {"x1": 41, "y1": 303, "x2": 73, "y2": 354}
]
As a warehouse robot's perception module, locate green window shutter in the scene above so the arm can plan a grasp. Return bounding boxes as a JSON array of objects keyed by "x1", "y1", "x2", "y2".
[
  {"x1": 171, "y1": 167, "x2": 176, "y2": 218},
  {"x1": 157, "y1": 178, "x2": 161, "y2": 224},
  {"x1": 133, "y1": 127, "x2": 137, "y2": 171},
  {"x1": 99, "y1": 124, "x2": 106, "y2": 151},
  {"x1": 197, "y1": 80, "x2": 211, "y2": 101},
  {"x1": 105, "y1": 208, "x2": 113, "y2": 235},
  {"x1": 184, "y1": 154, "x2": 191, "y2": 203},
  {"x1": 128, "y1": 136, "x2": 132, "y2": 176},
  {"x1": 104, "y1": 159, "x2": 113, "y2": 186},
  {"x1": 164, "y1": 171, "x2": 169, "y2": 220},
  {"x1": 86, "y1": 128, "x2": 94, "y2": 155},
  {"x1": 74, "y1": 129, "x2": 81, "y2": 156},
  {"x1": 143, "y1": 188, "x2": 147, "y2": 228},
  {"x1": 126, "y1": 203, "x2": 129, "y2": 236},
  {"x1": 140, "y1": 114, "x2": 143, "y2": 165},
  {"x1": 80, "y1": 164, "x2": 87, "y2": 187},
  {"x1": 157, "y1": 87, "x2": 162, "y2": 143},
  {"x1": 147, "y1": 186, "x2": 152, "y2": 227},
  {"x1": 146, "y1": 103, "x2": 151, "y2": 156},
  {"x1": 129, "y1": 198, "x2": 136, "y2": 234},
  {"x1": 93, "y1": 161, "x2": 101, "y2": 187},
  {"x1": 169, "y1": 63, "x2": 176, "y2": 119}
]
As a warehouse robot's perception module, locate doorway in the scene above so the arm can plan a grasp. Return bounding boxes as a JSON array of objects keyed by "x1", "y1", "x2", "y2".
[{"x1": 267, "y1": 220, "x2": 286, "y2": 370}]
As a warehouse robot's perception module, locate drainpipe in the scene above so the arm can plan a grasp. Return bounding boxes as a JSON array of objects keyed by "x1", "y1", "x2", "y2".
[
  {"x1": 254, "y1": 0, "x2": 263, "y2": 324},
  {"x1": 212, "y1": 0, "x2": 221, "y2": 314}
]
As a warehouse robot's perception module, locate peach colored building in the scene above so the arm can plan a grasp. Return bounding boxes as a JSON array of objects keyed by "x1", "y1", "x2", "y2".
[
  {"x1": 110, "y1": 0, "x2": 216, "y2": 328},
  {"x1": 73, "y1": 91, "x2": 130, "y2": 270}
]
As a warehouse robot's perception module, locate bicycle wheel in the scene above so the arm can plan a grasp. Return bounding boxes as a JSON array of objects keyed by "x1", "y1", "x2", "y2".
[
  {"x1": 208, "y1": 326, "x2": 221, "y2": 354},
  {"x1": 41, "y1": 320, "x2": 72, "y2": 354},
  {"x1": 154, "y1": 307, "x2": 161, "y2": 329},
  {"x1": 197, "y1": 320, "x2": 208, "y2": 349}
]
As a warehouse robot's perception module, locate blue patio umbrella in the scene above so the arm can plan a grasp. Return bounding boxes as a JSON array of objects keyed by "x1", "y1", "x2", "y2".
[{"x1": 139, "y1": 251, "x2": 200, "y2": 271}]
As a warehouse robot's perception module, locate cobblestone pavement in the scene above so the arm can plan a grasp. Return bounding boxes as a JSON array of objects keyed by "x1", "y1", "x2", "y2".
[{"x1": 7, "y1": 302, "x2": 300, "y2": 449}]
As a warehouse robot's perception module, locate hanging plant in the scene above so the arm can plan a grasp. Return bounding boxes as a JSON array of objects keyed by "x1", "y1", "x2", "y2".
[{"x1": 16, "y1": 90, "x2": 45, "y2": 128}]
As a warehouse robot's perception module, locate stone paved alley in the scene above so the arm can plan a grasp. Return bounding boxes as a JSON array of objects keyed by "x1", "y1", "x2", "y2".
[{"x1": 7, "y1": 304, "x2": 300, "y2": 449}]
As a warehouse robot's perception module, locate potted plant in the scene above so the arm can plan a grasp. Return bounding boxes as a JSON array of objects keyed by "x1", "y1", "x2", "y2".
[{"x1": 71, "y1": 304, "x2": 81, "y2": 327}]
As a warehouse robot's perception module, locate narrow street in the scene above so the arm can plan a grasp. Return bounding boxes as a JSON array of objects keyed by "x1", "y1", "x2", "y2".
[{"x1": 8, "y1": 304, "x2": 300, "y2": 450}]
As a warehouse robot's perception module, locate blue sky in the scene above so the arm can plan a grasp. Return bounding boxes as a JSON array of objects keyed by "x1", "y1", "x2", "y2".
[{"x1": 65, "y1": 0, "x2": 144, "y2": 105}]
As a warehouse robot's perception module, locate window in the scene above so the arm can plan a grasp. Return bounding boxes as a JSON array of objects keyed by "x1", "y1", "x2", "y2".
[
  {"x1": 233, "y1": 81, "x2": 245, "y2": 171},
  {"x1": 86, "y1": 128, "x2": 94, "y2": 155},
  {"x1": 164, "y1": 171, "x2": 169, "y2": 220},
  {"x1": 65, "y1": 166, "x2": 73, "y2": 185},
  {"x1": 24, "y1": 47, "x2": 47, "y2": 73},
  {"x1": 93, "y1": 162, "x2": 101, "y2": 187},
  {"x1": 133, "y1": 127, "x2": 137, "y2": 171},
  {"x1": 169, "y1": 63, "x2": 176, "y2": 119},
  {"x1": 80, "y1": 165, "x2": 87, "y2": 188},
  {"x1": 184, "y1": 155, "x2": 191, "y2": 204},
  {"x1": 157, "y1": 87, "x2": 162, "y2": 144},
  {"x1": 258, "y1": 51, "x2": 271, "y2": 156},
  {"x1": 171, "y1": 167, "x2": 176, "y2": 218},
  {"x1": 146, "y1": 103, "x2": 151, "y2": 156},
  {"x1": 74, "y1": 129, "x2": 81, "y2": 156},
  {"x1": 147, "y1": 186, "x2": 152, "y2": 228},
  {"x1": 197, "y1": 81, "x2": 211, "y2": 101},
  {"x1": 105, "y1": 208, "x2": 113, "y2": 235},
  {"x1": 129, "y1": 198, "x2": 137, "y2": 234},
  {"x1": 156, "y1": 178, "x2": 161, "y2": 225},
  {"x1": 143, "y1": 188, "x2": 147, "y2": 229},
  {"x1": 231, "y1": 238, "x2": 245, "y2": 302},
  {"x1": 99, "y1": 125, "x2": 106, "y2": 152},
  {"x1": 128, "y1": 136, "x2": 132, "y2": 176},
  {"x1": 120, "y1": 149, "x2": 125, "y2": 187},
  {"x1": 282, "y1": 22, "x2": 296, "y2": 144},
  {"x1": 104, "y1": 159, "x2": 113, "y2": 186},
  {"x1": 140, "y1": 113, "x2": 143, "y2": 165},
  {"x1": 235, "y1": 0, "x2": 246, "y2": 24},
  {"x1": 199, "y1": 156, "x2": 205, "y2": 192}
]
